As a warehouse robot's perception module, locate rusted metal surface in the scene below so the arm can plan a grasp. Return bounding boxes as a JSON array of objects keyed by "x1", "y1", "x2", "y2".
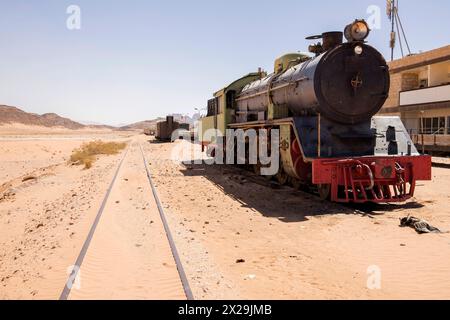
[
  {"x1": 236, "y1": 42, "x2": 389, "y2": 124},
  {"x1": 311, "y1": 155, "x2": 431, "y2": 203}
]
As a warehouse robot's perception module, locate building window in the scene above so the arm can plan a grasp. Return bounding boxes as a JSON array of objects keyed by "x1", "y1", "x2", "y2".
[
  {"x1": 448, "y1": 116, "x2": 450, "y2": 135},
  {"x1": 421, "y1": 117, "x2": 445, "y2": 134},
  {"x1": 207, "y1": 98, "x2": 217, "y2": 117},
  {"x1": 419, "y1": 79, "x2": 428, "y2": 88}
]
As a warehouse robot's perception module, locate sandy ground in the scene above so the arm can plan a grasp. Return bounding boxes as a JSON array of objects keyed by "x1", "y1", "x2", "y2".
[
  {"x1": 143, "y1": 139, "x2": 450, "y2": 300},
  {"x1": 0, "y1": 129, "x2": 136, "y2": 299},
  {"x1": 1, "y1": 128, "x2": 449, "y2": 300},
  {"x1": 0, "y1": 124, "x2": 117, "y2": 136},
  {"x1": 0, "y1": 128, "x2": 187, "y2": 300}
]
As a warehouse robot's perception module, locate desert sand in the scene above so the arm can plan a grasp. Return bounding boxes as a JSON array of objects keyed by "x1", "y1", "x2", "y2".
[
  {"x1": 0, "y1": 125, "x2": 449, "y2": 300},
  {"x1": 144, "y1": 140, "x2": 450, "y2": 300}
]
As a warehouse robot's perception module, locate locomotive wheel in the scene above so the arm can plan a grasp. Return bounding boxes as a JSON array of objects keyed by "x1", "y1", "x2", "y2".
[{"x1": 318, "y1": 184, "x2": 331, "y2": 200}]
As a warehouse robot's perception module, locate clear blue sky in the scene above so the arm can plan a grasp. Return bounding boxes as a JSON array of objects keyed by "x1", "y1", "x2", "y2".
[{"x1": 0, "y1": 0, "x2": 448, "y2": 125}]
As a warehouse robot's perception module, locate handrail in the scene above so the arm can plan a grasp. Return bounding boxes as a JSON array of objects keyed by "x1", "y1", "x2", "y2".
[
  {"x1": 409, "y1": 127, "x2": 447, "y2": 135},
  {"x1": 432, "y1": 127, "x2": 445, "y2": 135}
]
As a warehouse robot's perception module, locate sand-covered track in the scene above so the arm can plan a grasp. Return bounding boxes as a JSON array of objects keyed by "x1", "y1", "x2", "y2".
[
  {"x1": 59, "y1": 141, "x2": 190, "y2": 300},
  {"x1": 139, "y1": 144, "x2": 193, "y2": 300},
  {"x1": 59, "y1": 148, "x2": 129, "y2": 300}
]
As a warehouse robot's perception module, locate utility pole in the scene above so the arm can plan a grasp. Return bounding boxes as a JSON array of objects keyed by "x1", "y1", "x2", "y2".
[
  {"x1": 387, "y1": 0, "x2": 412, "y2": 61},
  {"x1": 388, "y1": 0, "x2": 395, "y2": 61}
]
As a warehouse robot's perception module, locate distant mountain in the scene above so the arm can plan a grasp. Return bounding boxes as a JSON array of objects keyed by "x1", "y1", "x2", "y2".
[
  {"x1": 119, "y1": 113, "x2": 199, "y2": 131},
  {"x1": 0, "y1": 105, "x2": 115, "y2": 130},
  {"x1": 0, "y1": 105, "x2": 201, "y2": 132},
  {"x1": 78, "y1": 120, "x2": 109, "y2": 126},
  {"x1": 0, "y1": 105, "x2": 85, "y2": 129},
  {"x1": 119, "y1": 118, "x2": 164, "y2": 131}
]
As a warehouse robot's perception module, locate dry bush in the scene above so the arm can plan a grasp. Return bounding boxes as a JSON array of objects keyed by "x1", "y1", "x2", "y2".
[{"x1": 70, "y1": 140, "x2": 127, "y2": 169}]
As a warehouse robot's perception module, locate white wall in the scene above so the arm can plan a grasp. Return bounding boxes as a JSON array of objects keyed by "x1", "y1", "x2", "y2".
[{"x1": 400, "y1": 84, "x2": 450, "y2": 105}]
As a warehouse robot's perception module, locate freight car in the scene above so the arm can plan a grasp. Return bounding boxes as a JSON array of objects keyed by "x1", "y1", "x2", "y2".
[
  {"x1": 199, "y1": 19, "x2": 432, "y2": 203},
  {"x1": 156, "y1": 116, "x2": 190, "y2": 141}
]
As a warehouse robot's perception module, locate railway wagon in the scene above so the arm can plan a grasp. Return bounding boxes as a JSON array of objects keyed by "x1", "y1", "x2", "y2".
[
  {"x1": 198, "y1": 19, "x2": 432, "y2": 203},
  {"x1": 156, "y1": 116, "x2": 190, "y2": 141}
]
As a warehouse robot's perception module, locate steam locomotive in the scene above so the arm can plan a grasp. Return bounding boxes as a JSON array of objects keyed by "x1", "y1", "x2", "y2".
[{"x1": 198, "y1": 19, "x2": 431, "y2": 203}]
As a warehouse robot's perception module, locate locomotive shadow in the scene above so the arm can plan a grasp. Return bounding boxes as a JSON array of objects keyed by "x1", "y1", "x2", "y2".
[
  {"x1": 147, "y1": 139, "x2": 172, "y2": 144},
  {"x1": 179, "y1": 162, "x2": 350, "y2": 223},
  {"x1": 346, "y1": 201, "x2": 425, "y2": 215},
  {"x1": 179, "y1": 161, "x2": 426, "y2": 222}
]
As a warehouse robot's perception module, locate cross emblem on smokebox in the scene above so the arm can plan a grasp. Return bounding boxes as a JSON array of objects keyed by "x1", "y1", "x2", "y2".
[{"x1": 351, "y1": 74, "x2": 363, "y2": 88}]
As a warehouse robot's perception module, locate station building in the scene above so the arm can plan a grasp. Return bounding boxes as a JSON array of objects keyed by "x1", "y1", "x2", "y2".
[{"x1": 379, "y1": 45, "x2": 450, "y2": 153}]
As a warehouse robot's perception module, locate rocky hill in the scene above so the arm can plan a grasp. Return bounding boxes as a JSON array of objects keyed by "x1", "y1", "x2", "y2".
[
  {"x1": 119, "y1": 114, "x2": 199, "y2": 131},
  {"x1": 119, "y1": 118, "x2": 164, "y2": 131},
  {"x1": 0, "y1": 105, "x2": 194, "y2": 132},
  {"x1": 0, "y1": 105, "x2": 85, "y2": 129}
]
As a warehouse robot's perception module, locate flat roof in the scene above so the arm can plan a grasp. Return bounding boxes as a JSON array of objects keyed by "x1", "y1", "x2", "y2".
[{"x1": 388, "y1": 45, "x2": 450, "y2": 74}]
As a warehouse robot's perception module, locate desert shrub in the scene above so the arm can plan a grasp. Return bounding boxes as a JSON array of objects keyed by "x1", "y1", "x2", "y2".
[{"x1": 70, "y1": 140, "x2": 126, "y2": 169}]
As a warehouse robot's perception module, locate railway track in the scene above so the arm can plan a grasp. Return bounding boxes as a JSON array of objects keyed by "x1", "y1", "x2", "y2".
[
  {"x1": 139, "y1": 144, "x2": 193, "y2": 300},
  {"x1": 59, "y1": 141, "x2": 193, "y2": 300}
]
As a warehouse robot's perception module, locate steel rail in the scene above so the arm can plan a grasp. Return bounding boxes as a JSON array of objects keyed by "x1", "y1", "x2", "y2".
[
  {"x1": 59, "y1": 147, "x2": 129, "y2": 300},
  {"x1": 139, "y1": 143, "x2": 194, "y2": 300}
]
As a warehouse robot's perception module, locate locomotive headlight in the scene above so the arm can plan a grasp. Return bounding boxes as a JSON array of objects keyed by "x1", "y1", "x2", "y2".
[
  {"x1": 345, "y1": 19, "x2": 370, "y2": 42},
  {"x1": 354, "y1": 45, "x2": 363, "y2": 55}
]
